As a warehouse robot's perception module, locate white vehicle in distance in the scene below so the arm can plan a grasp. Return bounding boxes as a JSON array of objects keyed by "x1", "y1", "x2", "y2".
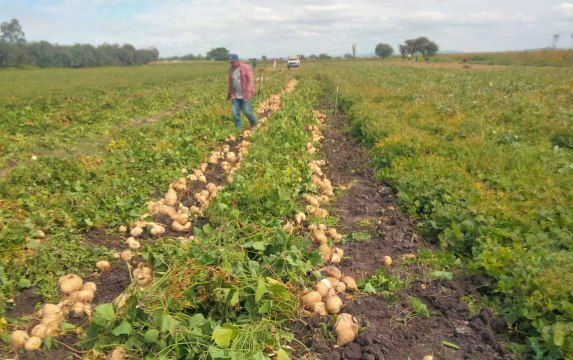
[{"x1": 287, "y1": 56, "x2": 301, "y2": 69}]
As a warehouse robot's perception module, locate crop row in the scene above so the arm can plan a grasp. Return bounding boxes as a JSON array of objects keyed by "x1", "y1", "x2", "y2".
[{"x1": 310, "y1": 61, "x2": 573, "y2": 358}]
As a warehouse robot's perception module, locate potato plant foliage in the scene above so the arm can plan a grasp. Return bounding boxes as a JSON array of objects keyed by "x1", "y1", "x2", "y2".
[{"x1": 0, "y1": 63, "x2": 286, "y2": 304}]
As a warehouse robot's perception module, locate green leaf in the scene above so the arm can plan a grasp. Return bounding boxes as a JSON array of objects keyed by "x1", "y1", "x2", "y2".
[
  {"x1": 255, "y1": 278, "x2": 268, "y2": 303},
  {"x1": 92, "y1": 303, "x2": 115, "y2": 325},
  {"x1": 363, "y1": 282, "x2": 376, "y2": 293},
  {"x1": 84, "y1": 218, "x2": 93, "y2": 226},
  {"x1": 431, "y1": 271, "x2": 453, "y2": 281},
  {"x1": 212, "y1": 324, "x2": 238, "y2": 348},
  {"x1": 112, "y1": 320, "x2": 133, "y2": 336},
  {"x1": 188, "y1": 313, "x2": 207, "y2": 328},
  {"x1": 17, "y1": 278, "x2": 32, "y2": 289},
  {"x1": 276, "y1": 349, "x2": 290, "y2": 360},
  {"x1": 208, "y1": 346, "x2": 231, "y2": 359},
  {"x1": 144, "y1": 329, "x2": 160, "y2": 343},
  {"x1": 441, "y1": 340, "x2": 460, "y2": 349},
  {"x1": 258, "y1": 300, "x2": 273, "y2": 314},
  {"x1": 60, "y1": 322, "x2": 76, "y2": 332},
  {"x1": 160, "y1": 314, "x2": 180, "y2": 334},
  {"x1": 242, "y1": 241, "x2": 266, "y2": 251}
]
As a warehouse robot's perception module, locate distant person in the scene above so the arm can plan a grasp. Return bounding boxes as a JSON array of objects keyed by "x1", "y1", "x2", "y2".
[
  {"x1": 272, "y1": 58, "x2": 277, "y2": 69},
  {"x1": 251, "y1": 58, "x2": 257, "y2": 71},
  {"x1": 227, "y1": 54, "x2": 257, "y2": 130}
]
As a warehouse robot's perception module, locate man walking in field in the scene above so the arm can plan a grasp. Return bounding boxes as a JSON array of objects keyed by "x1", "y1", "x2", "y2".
[{"x1": 227, "y1": 54, "x2": 258, "y2": 130}]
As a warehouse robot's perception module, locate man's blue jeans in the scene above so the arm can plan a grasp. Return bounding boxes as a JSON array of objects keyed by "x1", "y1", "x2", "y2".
[{"x1": 232, "y1": 99, "x2": 258, "y2": 129}]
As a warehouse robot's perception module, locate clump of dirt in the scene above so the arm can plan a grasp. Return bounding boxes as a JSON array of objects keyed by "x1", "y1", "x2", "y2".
[{"x1": 291, "y1": 103, "x2": 512, "y2": 359}]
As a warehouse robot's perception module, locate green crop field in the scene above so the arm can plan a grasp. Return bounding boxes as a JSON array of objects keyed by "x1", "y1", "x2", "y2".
[
  {"x1": 0, "y1": 59, "x2": 572, "y2": 359},
  {"x1": 304, "y1": 60, "x2": 573, "y2": 357}
]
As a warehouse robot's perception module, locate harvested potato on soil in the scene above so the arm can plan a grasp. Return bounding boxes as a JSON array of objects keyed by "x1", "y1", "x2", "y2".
[{"x1": 96, "y1": 260, "x2": 110, "y2": 271}]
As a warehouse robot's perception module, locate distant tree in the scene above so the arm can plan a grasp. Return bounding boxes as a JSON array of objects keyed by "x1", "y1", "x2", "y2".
[
  {"x1": 344, "y1": 53, "x2": 352, "y2": 59},
  {"x1": 375, "y1": 43, "x2": 394, "y2": 58},
  {"x1": 1, "y1": 18, "x2": 25, "y2": 43},
  {"x1": 399, "y1": 37, "x2": 439, "y2": 57},
  {"x1": 297, "y1": 54, "x2": 306, "y2": 60},
  {"x1": 318, "y1": 53, "x2": 332, "y2": 60},
  {"x1": 261, "y1": 55, "x2": 268, "y2": 61},
  {"x1": 206, "y1": 47, "x2": 230, "y2": 61},
  {"x1": 308, "y1": 54, "x2": 318, "y2": 60}
]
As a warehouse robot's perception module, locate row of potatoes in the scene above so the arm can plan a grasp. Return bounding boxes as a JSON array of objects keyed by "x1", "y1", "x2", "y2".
[{"x1": 296, "y1": 110, "x2": 361, "y2": 347}]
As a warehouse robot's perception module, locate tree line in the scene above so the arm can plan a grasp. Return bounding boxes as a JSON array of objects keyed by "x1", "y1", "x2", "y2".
[
  {"x1": 375, "y1": 37, "x2": 439, "y2": 59},
  {"x1": 0, "y1": 19, "x2": 159, "y2": 68}
]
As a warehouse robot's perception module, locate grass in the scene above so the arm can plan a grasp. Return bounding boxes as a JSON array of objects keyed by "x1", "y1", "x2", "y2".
[{"x1": 302, "y1": 60, "x2": 573, "y2": 358}]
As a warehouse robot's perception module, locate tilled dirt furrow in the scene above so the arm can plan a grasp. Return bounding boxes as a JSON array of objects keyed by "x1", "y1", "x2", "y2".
[{"x1": 293, "y1": 105, "x2": 511, "y2": 360}]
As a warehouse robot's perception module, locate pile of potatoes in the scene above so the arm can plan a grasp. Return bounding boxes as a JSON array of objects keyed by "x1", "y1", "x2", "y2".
[
  {"x1": 301, "y1": 266, "x2": 359, "y2": 345},
  {"x1": 10, "y1": 274, "x2": 97, "y2": 352}
]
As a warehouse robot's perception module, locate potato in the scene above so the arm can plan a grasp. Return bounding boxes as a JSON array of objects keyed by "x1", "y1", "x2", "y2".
[
  {"x1": 127, "y1": 238, "x2": 141, "y2": 250},
  {"x1": 313, "y1": 302, "x2": 328, "y2": 316},
  {"x1": 31, "y1": 324, "x2": 48, "y2": 339},
  {"x1": 83, "y1": 282, "x2": 97, "y2": 292},
  {"x1": 330, "y1": 253, "x2": 342, "y2": 264},
  {"x1": 10, "y1": 330, "x2": 29, "y2": 350},
  {"x1": 319, "y1": 245, "x2": 332, "y2": 261},
  {"x1": 334, "y1": 313, "x2": 359, "y2": 346},
  {"x1": 39, "y1": 303, "x2": 61, "y2": 318},
  {"x1": 315, "y1": 278, "x2": 332, "y2": 297},
  {"x1": 325, "y1": 295, "x2": 342, "y2": 314},
  {"x1": 294, "y1": 212, "x2": 307, "y2": 224},
  {"x1": 165, "y1": 188, "x2": 178, "y2": 206},
  {"x1": 320, "y1": 266, "x2": 342, "y2": 280},
  {"x1": 383, "y1": 255, "x2": 392, "y2": 266},
  {"x1": 96, "y1": 260, "x2": 110, "y2": 271},
  {"x1": 314, "y1": 231, "x2": 328, "y2": 244},
  {"x1": 59, "y1": 274, "x2": 83, "y2": 294},
  {"x1": 341, "y1": 276, "x2": 357, "y2": 291},
  {"x1": 24, "y1": 336, "x2": 42, "y2": 351},
  {"x1": 302, "y1": 291, "x2": 322, "y2": 310},
  {"x1": 107, "y1": 345, "x2": 126, "y2": 360},
  {"x1": 77, "y1": 289, "x2": 95, "y2": 303},
  {"x1": 130, "y1": 226, "x2": 144, "y2": 238},
  {"x1": 120, "y1": 249, "x2": 133, "y2": 261},
  {"x1": 72, "y1": 302, "x2": 85, "y2": 317},
  {"x1": 172, "y1": 221, "x2": 192, "y2": 232},
  {"x1": 335, "y1": 281, "x2": 347, "y2": 293}
]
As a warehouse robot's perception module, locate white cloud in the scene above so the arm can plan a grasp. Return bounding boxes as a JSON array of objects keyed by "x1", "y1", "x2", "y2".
[
  {"x1": 404, "y1": 10, "x2": 449, "y2": 22},
  {"x1": 555, "y1": 2, "x2": 573, "y2": 18},
  {"x1": 2, "y1": 0, "x2": 568, "y2": 57}
]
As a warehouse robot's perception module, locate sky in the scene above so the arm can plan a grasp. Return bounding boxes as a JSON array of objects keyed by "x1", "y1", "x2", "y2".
[{"x1": 1, "y1": 0, "x2": 573, "y2": 58}]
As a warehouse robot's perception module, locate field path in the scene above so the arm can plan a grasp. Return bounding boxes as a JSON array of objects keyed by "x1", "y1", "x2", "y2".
[{"x1": 292, "y1": 103, "x2": 512, "y2": 359}]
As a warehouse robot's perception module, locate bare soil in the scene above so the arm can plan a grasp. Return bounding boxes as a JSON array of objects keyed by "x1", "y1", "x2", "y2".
[
  {"x1": 291, "y1": 104, "x2": 512, "y2": 359},
  {"x1": 5, "y1": 288, "x2": 43, "y2": 320}
]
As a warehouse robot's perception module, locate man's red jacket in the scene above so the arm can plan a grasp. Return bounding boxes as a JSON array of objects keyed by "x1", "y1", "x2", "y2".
[{"x1": 228, "y1": 62, "x2": 255, "y2": 101}]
